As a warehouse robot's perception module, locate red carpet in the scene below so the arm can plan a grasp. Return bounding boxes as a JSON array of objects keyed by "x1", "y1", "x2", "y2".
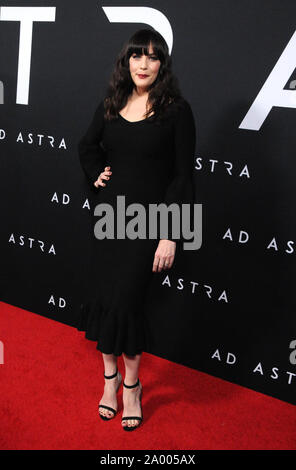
[{"x1": 0, "y1": 301, "x2": 295, "y2": 450}]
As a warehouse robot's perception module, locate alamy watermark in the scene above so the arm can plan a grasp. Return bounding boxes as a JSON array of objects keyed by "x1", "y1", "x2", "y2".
[
  {"x1": 289, "y1": 339, "x2": 296, "y2": 365},
  {"x1": 93, "y1": 196, "x2": 202, "y2": 250}
]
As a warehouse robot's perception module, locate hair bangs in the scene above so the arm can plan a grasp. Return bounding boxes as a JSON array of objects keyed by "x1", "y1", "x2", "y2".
[{"x1": 126, "y1": 30, "x2": 166, "y2": 62}]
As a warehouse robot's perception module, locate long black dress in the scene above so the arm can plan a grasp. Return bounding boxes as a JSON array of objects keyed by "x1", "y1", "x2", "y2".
[{"x1": 76, "y1": 97, "x2": 196, "y2": 356}]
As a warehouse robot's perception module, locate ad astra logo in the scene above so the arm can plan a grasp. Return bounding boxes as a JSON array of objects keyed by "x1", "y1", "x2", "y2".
[
  {"x1": 2, "y1": 5, "x2": 296, "y2": 131},
  {"x1": 51, "y1": 193, "x2": 75, "y2": 205},
  {"x1": 212, "y1": 348, "x2": 296, "y2": 385},
  {"x1": 0, "y1": 5, "x2": 172, "y2": 104},
  {"x1": 0, "y1": 129, "x2": 66, "y2": 149},
  {"x1": 48, "y1": 295, "x2": 66, "y2": 308},
  {"x1": 162, "y1": 275, "x2": 228, "y2": 303},
  {"x1": 51, "y1": 194, "x2": 94, "y2": 210},
  {"x1": 94, "y1": 196, "x2": 202, "y2": 251},
  {"x1": 223, "y1": 228, "x2": 294, "y2": 255},
  {"x1": 8, "y1": 233, "x2": 56, "y2": 254},
  {"x1": 195, "y1": 157, "x2": 250, "y2": 179}
]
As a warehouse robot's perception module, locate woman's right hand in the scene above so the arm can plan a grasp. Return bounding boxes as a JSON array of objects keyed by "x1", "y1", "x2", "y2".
[{"x1": 94, "y1": 166, "x2": 112, "y2": 188}]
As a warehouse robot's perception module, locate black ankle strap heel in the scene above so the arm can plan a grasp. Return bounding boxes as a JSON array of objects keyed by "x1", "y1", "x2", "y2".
[
  {"x1": 104, "y1": 367, "x2": 118, "y2": 379},
  {"x1": 123, "y1": 377, "x2": 140, "y2": 388},
  {"x1": 122, "y1": 378, "x2": 143, "y2": 431},
  {"x1": 99, "y1": 367, "x2": 122, "y2": 421}
]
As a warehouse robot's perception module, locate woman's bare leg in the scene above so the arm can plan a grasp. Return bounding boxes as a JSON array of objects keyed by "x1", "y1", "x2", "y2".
[
  {"x1": 99, "y1": 352, "x2": 120, "y2": 418},
  {"x1": 122, "y1": 352, "x2": 142, "y2": 428}
]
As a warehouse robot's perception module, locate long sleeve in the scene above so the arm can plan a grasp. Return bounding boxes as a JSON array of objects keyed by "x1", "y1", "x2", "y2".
[
  {"x1": 78, "y1": 100, "x2": 107, "y2": 193},
  {"x1": 161, "y1": 99, "x2": 196, "y2": 242}
]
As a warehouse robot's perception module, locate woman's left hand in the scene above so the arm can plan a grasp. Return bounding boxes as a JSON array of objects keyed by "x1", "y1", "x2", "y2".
[{"x1": 152, "y1": 240, "x2": 176, "y2": 272}]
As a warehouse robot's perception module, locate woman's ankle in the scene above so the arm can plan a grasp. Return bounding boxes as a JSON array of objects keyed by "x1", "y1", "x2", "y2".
[
  {"x1": 124, "y1": 377, "x2": 139, "y2": 387},
  {"x1": 104, "y1": 366, "x2": 118, "y2": 376}
]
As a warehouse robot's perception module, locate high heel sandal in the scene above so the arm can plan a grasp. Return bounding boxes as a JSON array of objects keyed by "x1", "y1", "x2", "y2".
[
  {"x1": 98, "y1": 367, "x2": 122, "y2": 420},
  {"x1": 121, "y1": 378, "x2": 143, "y2": 431}
]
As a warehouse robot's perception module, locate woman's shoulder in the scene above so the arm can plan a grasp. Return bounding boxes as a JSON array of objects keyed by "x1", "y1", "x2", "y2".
[
  {"x1": 170, "y1": 96, "x2": 192, "y2": 110},
  {"x1": 90, "y1": 98, "x2": 105, "y2": 119},
  {"x1": 167, "y1": 96, "x2": 194, "y2": 121},
  {"x1": 92, "y1": 97, "x2": 110, "y2": 122}
]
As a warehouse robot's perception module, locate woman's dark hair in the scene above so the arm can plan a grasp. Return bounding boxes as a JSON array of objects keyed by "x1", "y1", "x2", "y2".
[{"x1": 103, "y1": 28, "x2": 183, "y2": 123}]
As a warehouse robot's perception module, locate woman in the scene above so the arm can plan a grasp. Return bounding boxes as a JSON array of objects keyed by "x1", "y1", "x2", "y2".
[{"x1": 77, "y1": 28, "x2": 196, "y2": 431}]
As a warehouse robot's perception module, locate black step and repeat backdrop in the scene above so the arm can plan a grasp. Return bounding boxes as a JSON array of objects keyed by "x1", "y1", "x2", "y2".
[{"x1": 1, "y1": 0, "x2": 295, "y2": 405}]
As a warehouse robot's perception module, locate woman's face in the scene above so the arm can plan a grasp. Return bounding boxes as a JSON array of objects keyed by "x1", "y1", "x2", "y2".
[{"x1": 129, "y1": 43, "x2": 161, "y2": 92}]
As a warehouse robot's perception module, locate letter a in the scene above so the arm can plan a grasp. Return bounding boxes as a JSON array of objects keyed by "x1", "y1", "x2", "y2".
[{"x1": 239, "y1": 30, "x2": 296, "y2": 130}]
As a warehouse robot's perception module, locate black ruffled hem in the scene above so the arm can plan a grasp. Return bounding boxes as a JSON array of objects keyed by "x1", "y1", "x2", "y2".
[{"x1": 76, "y1": 298, "x2": 146, "y2": 357}]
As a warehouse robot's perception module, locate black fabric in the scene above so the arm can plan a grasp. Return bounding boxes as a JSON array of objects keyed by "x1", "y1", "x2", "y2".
[{"x1": 76, "y1": 98, "x2": 196, "y2": 356}]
